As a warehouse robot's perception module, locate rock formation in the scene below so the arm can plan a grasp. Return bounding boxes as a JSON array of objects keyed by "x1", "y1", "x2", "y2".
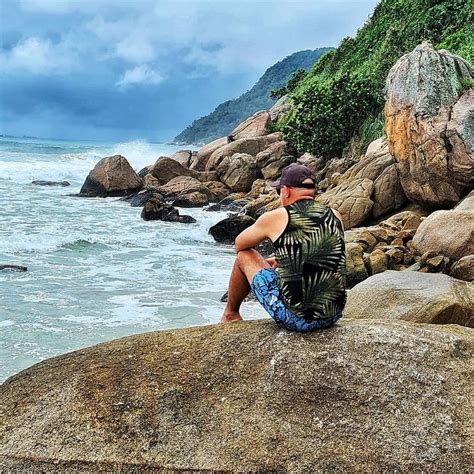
[
  {"x1": 412, "y1": 208, "x2": 474, "y2": 260},
  {"x1": 346, "y1": 270, "x2": 474, "y2": 327},
  {"x1": 228, "y1": 111, "x2": 271, "y2": 141},
  {"x1": 1, "y1": 319, "x2": 472, "y2": 471},
  {"x1": 141, "y1": 197, "x2": 196, "y2": 223},
  {"x1": 79, "y1": 155, "x2": 142, "y2": 197},
  {"x1": 384, "y1": 42, "x2": 474, "y2": 207}
]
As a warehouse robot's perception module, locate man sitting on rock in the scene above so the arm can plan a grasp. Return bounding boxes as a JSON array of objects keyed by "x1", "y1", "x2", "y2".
[{"x1": 220, "y1": 163, "x2": 346, "y2": 331}]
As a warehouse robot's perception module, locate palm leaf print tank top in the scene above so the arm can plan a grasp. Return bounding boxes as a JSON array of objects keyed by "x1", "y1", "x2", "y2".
[{"x1": 274, "y1": 199, "x2": 346, "y2": 322}]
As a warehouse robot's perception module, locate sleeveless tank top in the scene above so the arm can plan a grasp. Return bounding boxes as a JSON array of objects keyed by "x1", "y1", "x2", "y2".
[{"x1": 273, "y1": 199, "x2": 346, "y2": 322}]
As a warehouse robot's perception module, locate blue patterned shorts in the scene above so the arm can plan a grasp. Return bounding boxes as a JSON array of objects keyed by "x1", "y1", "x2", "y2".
[{"x1": 251, "y1": 268, "x2": 341, "y2": 332}]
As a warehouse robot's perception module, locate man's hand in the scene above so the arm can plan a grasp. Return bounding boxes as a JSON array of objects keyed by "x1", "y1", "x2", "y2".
[{"x1": 266, "y1": 257, "x2": 278, "y2": 269}]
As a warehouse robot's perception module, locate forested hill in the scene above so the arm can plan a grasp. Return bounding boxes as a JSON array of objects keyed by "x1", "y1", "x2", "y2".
[
  {"x1": 174, "y1": 48, "x2": 332, "y2": 145},
  {"x1": 279, "y1": 0, "x2": 473, "y2": 159}
]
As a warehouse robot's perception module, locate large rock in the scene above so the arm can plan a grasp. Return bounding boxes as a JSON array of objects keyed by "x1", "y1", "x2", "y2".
[
  {"x1": 209, "y1": 215, "x2": 255, "y2": 243},
  {"x1": 450, "y1": 255, "x2": 474, "y2": 282},
  {"x1": 256, "y1": 141, "x2": 295, "y2": 180},
  {"x1": 316, "y1": 178, "x2": 374, "y2": 229},
  {"x1": 169, "y1": 150, "x2": 194, "y2": 168},
  {"x1": 216, "y1": 153, "x2": 262, "y2": 193},
  {"x1": 339, "y1": 138, "x2": 406, "y2": 218},
  {"x1": 345, "y1": 242, "x2": 368, "y2": 287},
  {"x1": 79, "y1": 155, "x2": 142, "y2": 197},
  {"x1": 384, "y1": 42, "x2": 474, "y2": 207},
  {"x1": 205, "y1": 133, "x2": 281, "y2": 172},
  {"x1": 228, "y1": 111, "x2": 271, "y2": 141},
  {"x1": 152, "y1": 157, "x2": 217, "y2": 184},
  {"x1": 346, "y1": 270, "x2": 474, "y2": 327},
  {"x1": 1, "y1": 319, "x2": 472, "y2": 472},
  {"x1": 297, "y1": 152, "x2": 324, "y2": 176},
  {"x1": 269, "y1": 94, "x2": 292, "y2": 121},
  {"x1": 141, "y1": 197, "x2": 196, "y2": 223},
  {"x1": 412, "y1": 209, "x2": 474, "y2": 260},
  {"x1": 156, "y1": 176, "x2": 211, "y2": 199},
  {"x1": 190, "y1": 137, "x2": 229, "y2": 171}
]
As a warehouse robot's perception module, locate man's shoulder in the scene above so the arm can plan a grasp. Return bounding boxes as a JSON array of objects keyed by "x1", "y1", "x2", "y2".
[{"x1": 258, "y1": 207, "x2": 287, "y2": 223}]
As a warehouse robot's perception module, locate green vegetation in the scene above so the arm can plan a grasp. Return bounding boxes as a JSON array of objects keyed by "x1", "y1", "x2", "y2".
[
  {"x1": 270, "y1": 69, "x2": 308, "y2": 99},
  {"x1": 280, "y1": 0, "x2": 474, "y2": 159},
  {"x1": 174, "y1": 48, "x2": 332, "y2": 145}
]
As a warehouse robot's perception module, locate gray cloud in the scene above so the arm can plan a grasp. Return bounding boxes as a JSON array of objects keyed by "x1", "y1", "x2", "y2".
[{"x1": 0, "y1": 0, "x2": 379, "y2": 141}]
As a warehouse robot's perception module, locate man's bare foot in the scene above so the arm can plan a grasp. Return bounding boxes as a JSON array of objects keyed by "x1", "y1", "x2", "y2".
[{"x1": 220, "y1": 312, "x2": 243, "y2": 324}]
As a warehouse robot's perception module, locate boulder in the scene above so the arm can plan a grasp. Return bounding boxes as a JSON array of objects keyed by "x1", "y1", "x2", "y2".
[
  {"x1": 412, "y1": 209, "x2": 474, "y2": 260},
  {"x1": 228, "y1": 111, "x2": 271, "y2": 141},
  {"x1": 382, "y1": 209, "x2": 426, "y2": 231},
  {"x1": 1, "y1": 319, "x2": 472, "y2": 472},
  {"x1": 367, "y1": 249, "x2": 388, "y2": 275},
  {"x1": 345, "y1": 242, "x2": 368, "y2": 287},
  {"x1": 190, "y1": 137, "x2": 229, "y2": 171},
  {"x1": 269, "y1": 94, "x2": 292, "y2": 121},
  {"x1": 141, "y1": 198, "x2": 196, "y2": 223},
  {"x1": 173, "y1": 192, "x2": 210, "y2": 208},
  {"x1": 339, "y1": 138, "x2": 406, "y2": 218},
  {"x1": 455, "y1": 190, "x2": 474, "y2": 211},
  {"x1": 170, "y1": 150, "x2": 194, "y2": 168},
  {"x1": 202, "y1": 181, "x2": 230, "y2": 202},
  {"x1": 156, "y1": 176, "x2": 211, "y2": 198},
  {"x1": 384, "y1": 42, "x2": 474, "y2": 207},
  {"x1": 242, "y1": 193, "x2": 279, "y2": 219},
  {"x1": 119, "y1": 189, "x2": 162, "y2": 207},
  {"x1": 209, "y1": 215, "x2": 255, "y2": 243},
  {"x1": 297, "y1": 152, "x2": 325, "y2": 176},
  {"x1": 256, "y1": 141, "x2": 295, "y2": 180},
  {"x1": 205, "y1": 133, "x2": 281, "y2": 172},
  {"x1": 450, "y1": 255, "x2": 474, "y2": 282},
  {"x1": 0, "y1": 264, "x2": 27, "y2": 272},
  {"x1": 142, "y1": 173, "x2": 161, "y2": 190},
  {"x1": 79, "y1": 155, "x2": 142, "y2": 197},
  {"x1": 346, "y1": 270, "x2": 474, "y2": 327},
  {"x1": 317, "y1": 178, "x2": 374, "y2": 229},
  {"x1": 344, "y1": 228, "x2": 378, "y2": 252},
  {"x1": 137, "y1": 165, "x2": 153, "y2": 179},
  {"x1": 31, "y1": 180, "x2": 70, "y2": 187},
  {"x1": 152, "y1": 158, "x2": 217, "y2": 184},
  {"x1": 216, "y1": 153, "x2": 262, "y2": 193}
]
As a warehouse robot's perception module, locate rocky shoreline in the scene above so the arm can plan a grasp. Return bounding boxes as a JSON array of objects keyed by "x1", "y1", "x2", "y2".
[{"x1": 1, "y1": 41, "x2": 473, "y2": 471}]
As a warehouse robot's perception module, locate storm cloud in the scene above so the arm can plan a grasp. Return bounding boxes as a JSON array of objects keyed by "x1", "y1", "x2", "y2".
[{"x1": 0, "y1": 0, "x2": 378, "y2": 141}]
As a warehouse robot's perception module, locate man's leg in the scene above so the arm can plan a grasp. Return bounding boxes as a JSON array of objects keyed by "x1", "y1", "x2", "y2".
[{"x1": 220, "y1": 249, "x2": 271, "y2": 323}]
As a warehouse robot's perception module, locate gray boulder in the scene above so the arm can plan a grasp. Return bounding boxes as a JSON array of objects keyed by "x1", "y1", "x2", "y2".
[
  {"x1": 228, "y1": 111, "x2": 271, "y2": 141},
  {"x1": 190, "y1": 137, "x2": 229, "y2": 171},
  {"x1": 216, "y1": 153, "x2": 262, "y2": 193},
  {"x1": 346, "y1": 270, "x2": 474, "y2": 327},
  {"x1": 79, "y1": 155, "x2": 142, "y2": 197},
  {"x1": 256, "y1": 141, "x2": 295, "y2": 180},
  {"x1": 412, "y1": 208, "x2": 474, "y2": 260},
  {"x1": 1, "y1": 319, "x2": 472, "y2": 472}
]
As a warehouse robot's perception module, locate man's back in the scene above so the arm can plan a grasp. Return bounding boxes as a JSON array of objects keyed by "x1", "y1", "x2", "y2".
[{"x1": 273, "y1": 200, "x2": 346, "y2": 322}]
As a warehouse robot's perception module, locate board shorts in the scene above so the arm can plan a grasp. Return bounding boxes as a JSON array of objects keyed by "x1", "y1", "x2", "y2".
[{"x1": 251, "y1": 268, "x2": 342, "y2": 332}]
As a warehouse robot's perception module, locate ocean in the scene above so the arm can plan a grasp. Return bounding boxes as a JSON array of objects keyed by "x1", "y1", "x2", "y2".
[{"x1": 0, "y1": 136, "x2": 266, "y2": 382}]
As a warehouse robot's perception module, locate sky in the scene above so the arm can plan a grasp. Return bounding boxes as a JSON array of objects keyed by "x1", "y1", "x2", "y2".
[{"x1": 0, "y1": 0, "x2": 379, "y2": 142}]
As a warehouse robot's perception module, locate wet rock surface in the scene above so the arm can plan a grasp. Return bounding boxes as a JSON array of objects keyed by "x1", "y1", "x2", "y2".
[{"x1": 79, "y1": 155, "x2": 142, "y2": 197}]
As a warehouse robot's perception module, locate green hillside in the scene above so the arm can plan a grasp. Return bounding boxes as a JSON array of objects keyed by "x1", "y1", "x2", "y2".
[
  {"x1": 174, "y1": 48, "x2": 332, "y2": 145},
  {"x1": 280, "y1": 0, "x2": 474, "y2": 159}
]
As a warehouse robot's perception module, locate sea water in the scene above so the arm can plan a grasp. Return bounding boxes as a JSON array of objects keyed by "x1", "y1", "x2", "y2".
[{"x1": 0, "y1": 136, "x2": 267, "y2": 382}]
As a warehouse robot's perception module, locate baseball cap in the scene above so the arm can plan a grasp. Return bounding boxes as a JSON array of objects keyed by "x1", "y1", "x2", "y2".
[{"x1": 270, "y1": 163, "x2": 316, "y2": 189}]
